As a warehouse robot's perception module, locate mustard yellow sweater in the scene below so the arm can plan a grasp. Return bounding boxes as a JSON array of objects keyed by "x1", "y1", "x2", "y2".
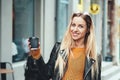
[{"x1": 62, "y1": 48, "x2": 86, "y2": 80}]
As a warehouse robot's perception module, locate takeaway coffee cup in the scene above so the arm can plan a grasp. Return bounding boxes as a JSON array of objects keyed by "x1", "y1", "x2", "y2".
[{"x1": 29, "y1": 37, "x2": 39, "y2": 50}]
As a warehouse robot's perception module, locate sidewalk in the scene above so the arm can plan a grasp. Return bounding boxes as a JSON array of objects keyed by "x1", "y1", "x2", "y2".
[{"x1": 101, "y1": 61, "x2": 120, "y2": 80}]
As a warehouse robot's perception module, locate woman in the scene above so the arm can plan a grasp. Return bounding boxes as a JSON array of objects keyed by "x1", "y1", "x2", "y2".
[{"x1": 25, "y1": 12, "x2": 101, "y2": 80}]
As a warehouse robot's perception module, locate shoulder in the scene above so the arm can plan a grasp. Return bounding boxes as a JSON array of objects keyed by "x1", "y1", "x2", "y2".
[
  {"x1": 53, "y1": 42, "x2": 61, "y2": 50},
  {"x1": 50, "y1": 42, "x2": 61, "y2": 56},
  {"x1": 55, "y1": 42, "x2": 61, "y2": 46}
]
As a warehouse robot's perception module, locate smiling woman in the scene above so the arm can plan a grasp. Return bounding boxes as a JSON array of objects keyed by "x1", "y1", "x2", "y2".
[{"x1": 25, "y1": 12, "x2": 101, "y2": 80}]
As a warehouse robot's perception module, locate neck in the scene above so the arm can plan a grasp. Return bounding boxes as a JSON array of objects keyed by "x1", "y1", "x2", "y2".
[{"x1": 74, "y1": 39, "x2": 85, "y2": 48}]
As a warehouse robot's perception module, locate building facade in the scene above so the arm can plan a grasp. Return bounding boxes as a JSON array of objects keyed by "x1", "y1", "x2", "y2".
[{"x1": 0, "y1": 0, "x2": 119, "y2": 80}]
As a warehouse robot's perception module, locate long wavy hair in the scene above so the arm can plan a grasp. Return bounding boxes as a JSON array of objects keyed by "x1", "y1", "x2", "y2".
[{"x1": 55, "y1": 12, "x2": 98, "y2": 78}]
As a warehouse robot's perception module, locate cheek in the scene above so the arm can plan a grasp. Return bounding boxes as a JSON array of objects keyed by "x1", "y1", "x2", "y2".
[
  {"x1": 80, "y1": 29, "x2": 87, "y2": 36},
  {"x1": 83, "y1": 30, "x2": 87, "y2": 34},
  {"x1": 70, "y1": 26, "x2": 73, "y2": 30},
  {"x1": 84, "y1": 30, "x2": 87, "y2": 35}
]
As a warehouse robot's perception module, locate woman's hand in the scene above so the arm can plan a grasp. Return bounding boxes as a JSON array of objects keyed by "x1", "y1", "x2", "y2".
[{"x1": 28, "y1": 40, "x2": 41, "y2": 59}]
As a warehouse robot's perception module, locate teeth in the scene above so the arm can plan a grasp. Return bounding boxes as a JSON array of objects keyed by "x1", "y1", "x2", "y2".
[
  {"x1": 73, "y1": 34, "x2": 78, "y2": 36},
  {"x1": 73, "y1": 33, "x2": 78, "y2": 34}
]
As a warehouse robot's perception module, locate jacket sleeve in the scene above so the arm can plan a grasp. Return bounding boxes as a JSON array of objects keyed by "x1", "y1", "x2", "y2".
[{"x1": 24, "y1": 42, "x2": 60, "y2": 80}]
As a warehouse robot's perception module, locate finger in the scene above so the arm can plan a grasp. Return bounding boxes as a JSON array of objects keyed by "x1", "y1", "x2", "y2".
[
  {"x1": 28, "y1": 39, "x2": 30, "y2": 42},
  {"x1": 28, "y1": 45, "x2": 31, "y2": 49},
  {"x1": 38, "y1": 42, "x2": 40, "y2": 47}
]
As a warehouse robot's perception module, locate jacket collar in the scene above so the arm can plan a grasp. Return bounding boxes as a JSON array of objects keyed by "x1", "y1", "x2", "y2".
[{"x1": 84, "y1": 56, "x2": 96, "y2": 80}]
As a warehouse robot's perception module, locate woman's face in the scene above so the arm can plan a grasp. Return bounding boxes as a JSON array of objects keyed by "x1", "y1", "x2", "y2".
[{"x1": 70, "y1": 16, "x2": 87, "y2": 41}]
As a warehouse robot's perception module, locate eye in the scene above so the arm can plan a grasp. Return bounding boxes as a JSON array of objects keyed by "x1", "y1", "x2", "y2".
[
  {"x1": 78, "y1": 25, "x2": 84, "y2": 28},
  {"x1": 71, "y1": 23, "x2": 76, "y2": 27}
]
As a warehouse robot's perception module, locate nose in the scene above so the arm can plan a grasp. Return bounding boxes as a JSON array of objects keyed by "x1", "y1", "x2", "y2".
[{"x1": 73, "y1": 26, "x2": 78, "y2": 31}]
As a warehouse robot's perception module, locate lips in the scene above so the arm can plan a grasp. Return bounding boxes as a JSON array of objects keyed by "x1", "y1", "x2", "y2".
[{"x1": 72, "y1": 33, "x2": 79, "y2": 37}]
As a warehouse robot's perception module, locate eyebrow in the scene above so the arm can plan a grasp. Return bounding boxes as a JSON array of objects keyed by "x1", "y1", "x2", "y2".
[{"x1": 71, "y1": 22, "x2": 86, "y2": 26}]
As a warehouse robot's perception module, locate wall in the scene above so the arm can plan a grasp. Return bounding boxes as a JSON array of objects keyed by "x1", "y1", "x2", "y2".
[
  {"x1": 0, "y1": 0, "x2": 12, "y2": 62},
  {"x1": 0, "y1": 0, "x2": 56, "y2": 80},
  {"x1": 44, "y1": 0, "x2": 56, "y2": 62},
  {"x1": 13, "y1": 0, "x2": 56, "y2": 79},
  {"x1": 115, "y1": 0, "x2": 120, "y2": 64}
]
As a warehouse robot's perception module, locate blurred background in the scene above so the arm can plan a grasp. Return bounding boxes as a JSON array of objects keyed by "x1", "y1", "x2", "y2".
[{"x1": 0, "y1": 0, "x2": 120, "y2": 80}]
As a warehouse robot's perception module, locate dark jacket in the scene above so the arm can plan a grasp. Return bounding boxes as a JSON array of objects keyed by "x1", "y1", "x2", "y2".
[{"x1": 25, "y1": 42, "x2": 101, "y2": 80}]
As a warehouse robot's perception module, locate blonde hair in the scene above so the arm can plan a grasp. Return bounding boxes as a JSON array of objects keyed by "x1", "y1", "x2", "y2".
[{"x1": 55, "y1": 12, "x2": 98, "y2": 78}]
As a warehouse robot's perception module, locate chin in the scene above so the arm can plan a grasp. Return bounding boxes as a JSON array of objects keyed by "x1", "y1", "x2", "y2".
[
  {"x1": 72, "y1": 38, "x2": 79, "y2": 41},
  {"x1": 72, "y1": 36, "x2": 83, "y2": 41}
]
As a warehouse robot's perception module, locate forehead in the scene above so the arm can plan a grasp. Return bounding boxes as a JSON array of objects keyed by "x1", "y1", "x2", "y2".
[{"x1": 72, "y1": 16, "x2": 86, "y2": 25}]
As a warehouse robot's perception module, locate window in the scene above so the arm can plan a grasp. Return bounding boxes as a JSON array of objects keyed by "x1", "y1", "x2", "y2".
[
  {"x1": 12, "y1": 0, "x2": 34, "y2": 62},
  {"x1": 56, "y1": 0, "x2": 69, "y2": 42}
]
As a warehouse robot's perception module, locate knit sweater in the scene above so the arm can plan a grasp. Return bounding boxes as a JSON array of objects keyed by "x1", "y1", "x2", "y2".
[{"x1": 62, "y1": 48, "x2": 86, "y2": 80}]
